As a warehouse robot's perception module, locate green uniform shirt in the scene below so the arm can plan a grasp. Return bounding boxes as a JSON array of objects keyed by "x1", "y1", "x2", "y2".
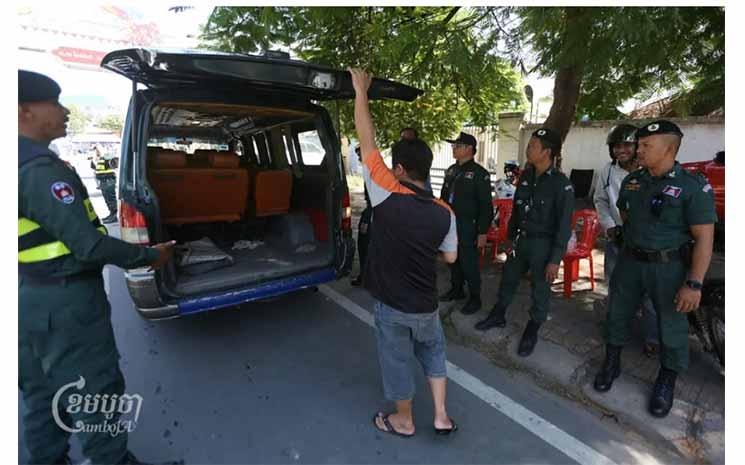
[
  {"x1": 508, "y1": 164, "x2": 575, "y2": 264},
  {"x1": 617, "y1": 162, "x2": 717, "y2": 251},
  {"x1": 19, "y1": 136, "x2": 158, "y2": 278},
  {"x1": 440, "y1": 159, "x2": 494, "y2": 234}
]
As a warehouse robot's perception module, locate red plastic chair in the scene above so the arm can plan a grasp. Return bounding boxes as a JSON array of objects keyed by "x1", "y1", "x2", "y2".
[
  {"x1": 480, "y1": 199, "x2": 514, "y2": 267},
  {"x1": 561, "y1": 209, "x2": 600, "y2": 298}
]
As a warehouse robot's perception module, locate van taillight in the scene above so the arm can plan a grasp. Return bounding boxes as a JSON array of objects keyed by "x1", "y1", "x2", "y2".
[
  {"x1": 119, "y1": 201, "x2": 150, "y2": 245},
  {"x1": 342, "y1": 190, "x2": 352, "y2": 232}
]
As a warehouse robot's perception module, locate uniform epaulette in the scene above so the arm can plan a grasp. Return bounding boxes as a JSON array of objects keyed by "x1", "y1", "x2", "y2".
[{"x1": 681, "y1": 168, "x2": 708, "y2": 186}]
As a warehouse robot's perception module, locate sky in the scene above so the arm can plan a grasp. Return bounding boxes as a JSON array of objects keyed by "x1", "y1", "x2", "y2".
[{"x1": 17, "y1": 4, "x2": 216, "y2": 115}]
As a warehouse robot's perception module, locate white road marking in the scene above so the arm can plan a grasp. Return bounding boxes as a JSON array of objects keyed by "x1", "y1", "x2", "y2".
[{"x1": 319, "y1": 285, "x2": 619, "y2": 465}]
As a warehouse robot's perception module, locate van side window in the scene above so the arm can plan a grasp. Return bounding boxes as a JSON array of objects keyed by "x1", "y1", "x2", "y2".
[
  {"x1": 244, "y1": 136, "x2": 258, "y2": 165},
  {"x1": 297, "y1": 130, "x2": 326, "y2": 166},
  {"x1": 254, "y1": 133, "x2": 271, "y2": 168}
]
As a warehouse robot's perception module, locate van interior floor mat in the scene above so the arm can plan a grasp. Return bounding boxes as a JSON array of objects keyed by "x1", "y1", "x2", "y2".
[{"x1": 172, "y1": 241, "x2": 333, "y2": 296}]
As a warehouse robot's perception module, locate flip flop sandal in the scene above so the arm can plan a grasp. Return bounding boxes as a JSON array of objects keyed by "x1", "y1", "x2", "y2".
[
  {"x1": 372, "y1": 412, "x2": 415, "y2": 438},
  {"x1": 434, "y1": 419, "x2": 458, "y2": 435}
]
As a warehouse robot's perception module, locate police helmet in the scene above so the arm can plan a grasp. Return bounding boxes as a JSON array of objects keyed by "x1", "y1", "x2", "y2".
[
  {"x1": 606, "y1": 124, "x2": 637, "y2": 159},
  {"x1": 504, "y1": 159, "x2": 520, "y2": 174}
]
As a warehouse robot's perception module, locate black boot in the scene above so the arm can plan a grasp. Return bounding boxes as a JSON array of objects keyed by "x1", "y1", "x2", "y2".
[
  {"x1": 460, "y1": 296, "x2": 481, "y2": 315},
  {"x1": 593, "y1": 344, "x2": 622, "y2": 392},
  {"x1": 51, "y1": 449, "x2": 72, "y2": 465},
  {"x1": 119, "y1": 450, "x2": 184, "y2": 465},
  {"x1": 649, "y1": 367, "x2": 678, "y2": 418},
  {"x1": 350, "y1": 275, "x2": 363, "y2": 286},
  {"x1": 439, "y1": 287, "x2": 466, "y2": 302},
  {"x1": 102, "y1": 212, "x2": 118, "y2": 224},
  {"x1": 517, "y1": 319, "x2": 541, "y2": 357},
  {"x1": 475, "y1": 305, "x2": 506, "y2": 330}
]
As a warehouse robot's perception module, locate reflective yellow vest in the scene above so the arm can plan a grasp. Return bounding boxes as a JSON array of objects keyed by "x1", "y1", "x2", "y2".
[
  {"x1": 18, "y1": 198, "x2": 107, "y2": 263},
  {"x1": 95, "y1": 160, "x2": 116, "y2": 174}
]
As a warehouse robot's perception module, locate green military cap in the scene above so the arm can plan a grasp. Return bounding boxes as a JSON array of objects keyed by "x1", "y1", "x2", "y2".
[
  {"x1": 19, "y1": 70, "x2": 61, "y2": 103},
  {"x1": 636, "y1": 120, "x2": 684, "y2": 139}
]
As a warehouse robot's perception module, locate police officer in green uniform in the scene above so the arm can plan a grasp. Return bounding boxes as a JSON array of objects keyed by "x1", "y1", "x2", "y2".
[
  {"x1": 593, "y1": 120, "x2": 716, "y2": 418},
  {"x1": 91, "y1": 145, "x2": 118, "y2": 224},
  {"x1": 475, "y1": 128, "x2": 574, "y2": 358},
  {"x1": 18, "y1": 70, "x2": 179, "y2": 465},
  {"x1": 439, "y1": 132, "x2": 494, "y2": 315}
]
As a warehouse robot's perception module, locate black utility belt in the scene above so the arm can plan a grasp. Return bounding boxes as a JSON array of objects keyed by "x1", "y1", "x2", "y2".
[
  {"x1": 21, "y1": 270, "x2": 101, "y2": 287},
  {"x1": 624, "y1": 246, "x2": 682, "y2": 263}
]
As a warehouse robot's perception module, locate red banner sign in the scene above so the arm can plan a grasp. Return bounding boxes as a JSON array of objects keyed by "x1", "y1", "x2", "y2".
[{"x1": 52, "y1": 47, "x2": 107, "y2": 66}]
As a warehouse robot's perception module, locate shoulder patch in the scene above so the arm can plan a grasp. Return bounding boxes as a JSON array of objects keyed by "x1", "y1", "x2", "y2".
[
  {"x1": 51, "y1": 181, "x2": 75, "y2": 204},
  {"x1": 564, "y1": 184, "x2": 574, "y2": 192},
  {"x1": 703, "y1": 184, "x2": 713, "y2": 193}
]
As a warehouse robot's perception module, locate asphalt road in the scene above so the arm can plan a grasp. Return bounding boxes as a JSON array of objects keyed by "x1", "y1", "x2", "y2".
[{"x1": 19, "y1": 158, "x2": 689, "y2": 465}]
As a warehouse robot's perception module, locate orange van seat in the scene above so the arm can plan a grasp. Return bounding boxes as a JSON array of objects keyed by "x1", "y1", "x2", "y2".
[
  {"x1": 253, "y1": 170, "x2": 293, "y2": 217},
  {"x1": 149, "y1": 150, "x2": 250, "y2": 225}
]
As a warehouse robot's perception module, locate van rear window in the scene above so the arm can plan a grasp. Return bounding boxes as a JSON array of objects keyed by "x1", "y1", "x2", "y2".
[{"x1": 148, "y1": 137, "x2": 229, "y2": 155}]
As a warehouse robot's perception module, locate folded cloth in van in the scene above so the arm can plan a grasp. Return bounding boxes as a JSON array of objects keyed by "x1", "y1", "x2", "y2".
[{"x1": 176, "y1": 237, "x2": 234, "y2": 275}]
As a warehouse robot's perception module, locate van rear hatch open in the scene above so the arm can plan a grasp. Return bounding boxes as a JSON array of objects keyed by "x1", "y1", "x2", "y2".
[{"x1": 101, "y1": 48, "x2": 423, "y2": 102}]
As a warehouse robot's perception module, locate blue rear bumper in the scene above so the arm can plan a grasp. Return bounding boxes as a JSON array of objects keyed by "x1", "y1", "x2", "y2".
[{"x1": 177, "y1": 267, "x2": 337, "y2": 316}]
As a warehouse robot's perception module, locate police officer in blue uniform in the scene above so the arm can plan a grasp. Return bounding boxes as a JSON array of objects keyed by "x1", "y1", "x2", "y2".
[
  {"x1": 593, "y1": 120, "x2": 717, "y2": 418},
  {"x1": 18, "y1": 70, "x2": 180, "y2": 465}
]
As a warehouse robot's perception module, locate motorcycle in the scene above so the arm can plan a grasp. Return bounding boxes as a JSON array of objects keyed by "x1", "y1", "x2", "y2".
[{"x1": 687, "y1": 278, "x2": 724, "y2": 371}]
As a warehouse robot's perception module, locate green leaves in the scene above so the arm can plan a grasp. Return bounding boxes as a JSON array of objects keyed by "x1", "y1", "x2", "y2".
[
  {"x1": 198, "y1": 6, "x2": 722, "y2": 148},
  {"x1": 513, "y1": 7, "x2": 724, "y2": 120},
  {"x1": 200, "y1": 6, "x2": 525, "y2": 148}
]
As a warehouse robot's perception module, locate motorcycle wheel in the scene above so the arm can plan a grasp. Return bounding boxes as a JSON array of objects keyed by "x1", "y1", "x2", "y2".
[{"x1": 707, "y1": 305, "x2": 725, "y2": 368}]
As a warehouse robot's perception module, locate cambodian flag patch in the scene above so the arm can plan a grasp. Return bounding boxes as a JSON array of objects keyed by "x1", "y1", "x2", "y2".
[
  {"x1": 51, "y1": 181, "x2": 75, "y2": 204},
  {"x1": 662, "y1": 185, "x2": 682, "y2": 198}
]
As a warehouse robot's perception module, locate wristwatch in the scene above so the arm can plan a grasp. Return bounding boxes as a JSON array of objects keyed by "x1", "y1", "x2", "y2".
[{"x1": 685, "y1": 279, "x2": 703, "y2": 291}]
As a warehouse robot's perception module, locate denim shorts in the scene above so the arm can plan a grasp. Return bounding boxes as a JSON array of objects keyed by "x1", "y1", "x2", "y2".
[{"x1": 373, "y1": 300, "x2": 447, "y2": 401}]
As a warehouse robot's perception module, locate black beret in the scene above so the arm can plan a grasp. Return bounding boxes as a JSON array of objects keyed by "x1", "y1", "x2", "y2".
[
  {"x1": 19, "y1": 70, "x2": 61, "y2": 103},
  {"x1": 531, "y1": 127, "x2": 562, "y2": 148},
  {"x1": 635, "y1": 120, "x2": 684, "y2": 139}
]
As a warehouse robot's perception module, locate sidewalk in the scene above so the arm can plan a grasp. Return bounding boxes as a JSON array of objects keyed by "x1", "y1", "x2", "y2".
[{"x1": 348, "y1": 185, "x2": 724, "y2": 465}]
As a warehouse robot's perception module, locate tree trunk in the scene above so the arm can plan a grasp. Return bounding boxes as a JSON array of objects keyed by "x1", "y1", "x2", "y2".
[
  {"x1": 543, "y1": 65, "x2": 583, "y2": 170},
  {"x1": 542, "y1": 7, "x2": 588, "y2": 171}
]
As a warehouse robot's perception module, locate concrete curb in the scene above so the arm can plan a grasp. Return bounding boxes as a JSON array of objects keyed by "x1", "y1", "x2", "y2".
[{"x1": 440, "y1": 302, "x2": 724, "y2": 465}]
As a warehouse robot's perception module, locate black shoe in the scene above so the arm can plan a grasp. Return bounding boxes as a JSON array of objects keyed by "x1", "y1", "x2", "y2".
[
  {"x1": 649, "y1": 367, "x2": 678, "y2": 418},
  {"x1": 460, "y1": 297, "x2": 481, "y2": 315},
  {"x1": 517, "y1": 319, "x2": 541, "y2": 357},
  {"x1": 593, "y1": 344, "x2": 622, "y2": 392},
  {"x1": 351, "y1": 275, "x2": 363, "y2": 286},
  {"x1": 102, "y1": 213, "x2": 118, "y2": 224},
  {"x1": 439, "y1": 287, "x2": 466, "y2": 302},
  {"x1": 475, "y1": 305, "x2": 506, "y2": 331}
]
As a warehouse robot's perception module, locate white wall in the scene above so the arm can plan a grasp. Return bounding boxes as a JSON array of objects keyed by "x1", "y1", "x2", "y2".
[{"x1": 521, "y1": 118, "x2": 725, "y2": 177}]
